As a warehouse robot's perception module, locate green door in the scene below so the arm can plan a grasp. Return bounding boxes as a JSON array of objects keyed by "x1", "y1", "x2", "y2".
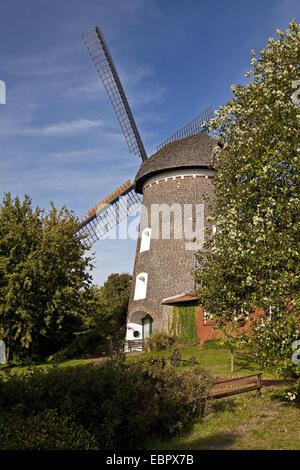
[{"x1": 142, "y1": 315, "x2": 153, "y2": 339}]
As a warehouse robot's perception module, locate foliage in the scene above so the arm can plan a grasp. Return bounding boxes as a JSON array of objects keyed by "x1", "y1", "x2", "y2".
[
  {"x1": 146, "y1": 386, "x2": 300, "y2": 451},
  {"x1": 81, "y1": 273, "x2": 132, "y2": 335},
  {"x1": 170, "y1": 304, "x2": 198, "y2": 346},
  {"x1": 243, "y1": 310, "x2": 300, "y2": 377},
  {"x1": 194, "y1": 20, "x2": 300, "y2": 324},
  {"x1": 0, "y1": 358, "x2": 212, "y2": 450},
  {"x1": 216, "y1": 322, "x2": 245, "y2": 352},
  {"x1": 0, "y1": 193, "x2": 93, "y2": 361},
  {"x1": 143, "y1": 330, "x2": 179, "y2": 352},
  {"x1": 50, "y1": 273, "x2": 132, "y2": 361},
  {"x1": 194, "y1": 21, "x2": 300, "y2": 374},
  {"x1": 0, "y1": 409, "x2": 98, "y2": 450},
  {"x1": 215, "y1": 321, "x2": 248, "y2": 373},
  {"x1": 49, "y1": 331, "x2": 110, "y2": 361},
  {"x1": 284, "y1": 382, "x2": 300, "y2": 403}
]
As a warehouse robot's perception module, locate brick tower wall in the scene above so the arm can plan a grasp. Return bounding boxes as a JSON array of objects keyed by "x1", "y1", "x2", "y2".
[{"x1": 127, "y1": 169, "x2": 216, "y2": 333}]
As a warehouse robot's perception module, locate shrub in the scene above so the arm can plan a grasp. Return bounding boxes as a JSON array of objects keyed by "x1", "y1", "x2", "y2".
[
  {"x1": 0, "y1": 357, "x2": 213, "y2": 450},
  {"x1": 143, "y1": 330, "x2": 180, "y2": 352},
  {"x1": 244, "y1": 312, "x2": 300, "y2": 378},
  {"x1": 132, "y1": 356, "x2": 213, "y2": 435},
  {"x1": 0, "y1": 409, "x2": 98, "y2": 450}
]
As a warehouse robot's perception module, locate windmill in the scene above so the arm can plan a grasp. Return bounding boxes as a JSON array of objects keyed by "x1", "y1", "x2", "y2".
[{"x1": 78, "y1": 26, "x2": 216, "y2": 346}]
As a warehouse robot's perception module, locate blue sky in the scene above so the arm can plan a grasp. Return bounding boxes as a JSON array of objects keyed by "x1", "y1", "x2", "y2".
[{"x1": 0, "y1": 0, "x2": 299, "y2": 285}]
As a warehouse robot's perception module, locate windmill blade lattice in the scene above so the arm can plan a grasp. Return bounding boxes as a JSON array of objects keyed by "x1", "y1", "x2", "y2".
[
  {"x1": 77, "y1": 180, "x2": 142, "y2": 247},
  {"x1": 82, "y1": 27, "x2": 147, "y2": 162},
  {"x1": 156, "y1": 106, "x2": 214, "y2": 151}
]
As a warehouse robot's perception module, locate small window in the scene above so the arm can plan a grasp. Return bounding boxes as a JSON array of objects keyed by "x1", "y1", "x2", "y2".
[
  {"x1": 268, "y1": 306, "x2": 275, "y2": 321},
  {"x1": 133, "y1": 330, "x2": 140, "y2": 338},
  {"x1": 203, "y1": 311, "x2": 213, "y2": 324},
  {"x1": 194, "y1": 254, "x2": 201, "y2": 270},
  {"x1": 134, "y1": 272, "x2": 148, "y2": 300},
  {"x1": 140, "y1": 228, "x2": 151, "y2": 253}
]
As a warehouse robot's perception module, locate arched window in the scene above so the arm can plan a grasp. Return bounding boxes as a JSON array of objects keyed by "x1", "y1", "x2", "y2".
[
  {"x1": 140, "y1": 228, "x2": 151, "y2": 253},
  {"x1": 134, "y1": 272, "x2": 148, "y2": 300}
]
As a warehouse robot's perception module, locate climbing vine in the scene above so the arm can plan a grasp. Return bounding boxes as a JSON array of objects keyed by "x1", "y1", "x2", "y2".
[{"x1": 169, "y1": 304, "x2": 198, "y2": 346}]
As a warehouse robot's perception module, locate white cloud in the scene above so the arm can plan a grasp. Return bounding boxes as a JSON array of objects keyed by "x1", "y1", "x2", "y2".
[
  {"x1": 0, "y1": 118, "x2": 104, "y2": 136},
  {"x1": 7, "y1": 43, "x2": 82, "y2": 76},
  {"x1": 48, "y1": 147, "x2": 101, "y2": 160},
  {"x1": 64, "y1": 78, "x2": 105, "y2": 100},
  {"x1": 26, "y1": 118, "x2": 104, "y2": 136}
]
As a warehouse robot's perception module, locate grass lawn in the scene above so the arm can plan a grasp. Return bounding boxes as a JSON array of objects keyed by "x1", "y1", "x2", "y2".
[
  {"x1": 127, "y1": 339, "x2": 276, "y2": 379},
  {"x1": 146, "y1": 386, "x2": 300, "y2": 450},
  {"x1": 129, "y1": 340, "x2": 300, "y2": 450},
  {"x1": 0, "y1": 340, "x2": 278, "y2": 379},
  {"x1": 0, "y1": 339, "x2": 299, "y2": 450},
  {"x1": 0, "y1": 339, "x2": 288, "y2": 381},
  {"x1": 0, "y1": 358, "x2": 91, "y2": 377}
]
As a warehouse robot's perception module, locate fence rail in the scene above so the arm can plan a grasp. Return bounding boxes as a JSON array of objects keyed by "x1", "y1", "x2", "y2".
[
  {"x1": 126, "y1": 339, "x2": 144, "y2": 352},
  {"x1": 208, "y1": 373, "x2": 262, "y2": 400}
]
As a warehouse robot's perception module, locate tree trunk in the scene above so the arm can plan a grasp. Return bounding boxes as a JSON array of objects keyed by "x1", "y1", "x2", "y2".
[{"x1": 230, "y1": 349, "x2": 234, "y2": 373}]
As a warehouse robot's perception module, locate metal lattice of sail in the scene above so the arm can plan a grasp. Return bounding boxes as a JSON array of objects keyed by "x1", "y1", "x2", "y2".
[
  {"x1": 156, "y1": 106, "x2": 214, "y2": 151},
  {"x1": 82, "y1": 27, "x2": 147, "y2": 162},
  {"x1": 77, "y1": 180, "x2": 142, "y2": 247}
]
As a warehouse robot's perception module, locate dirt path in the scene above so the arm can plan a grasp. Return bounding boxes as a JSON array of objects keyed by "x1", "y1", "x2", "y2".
[{"x1": 89, "y1": 351, "x2": 144, "y2": 362}]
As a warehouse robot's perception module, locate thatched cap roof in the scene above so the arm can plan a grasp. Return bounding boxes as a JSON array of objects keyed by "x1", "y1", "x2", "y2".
[{"x1": 134, "y1": 133, "x2": 217, "y2": 194}]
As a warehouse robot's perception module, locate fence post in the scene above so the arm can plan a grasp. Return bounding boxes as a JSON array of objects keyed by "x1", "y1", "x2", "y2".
[{"x1": 257, "y1": 373, "x2": 262, "y2": 396}]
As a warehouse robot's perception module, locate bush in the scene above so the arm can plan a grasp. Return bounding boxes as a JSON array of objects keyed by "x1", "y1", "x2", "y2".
[
  {"x1": 133, "y1": 356, "x2": 213, "y2": 435},
  {"x1": 0, "y1": 409, "x2": 98, "y2": 450},
  {"x1": 244, "y1": 312, "x2": 300, "y2": 378},
  {"x1": 0, "y1": 357, "x2": 213, "y2": 450},
  {"x1": 143, "y1": 330, "x2": 181, "y2": 352}
]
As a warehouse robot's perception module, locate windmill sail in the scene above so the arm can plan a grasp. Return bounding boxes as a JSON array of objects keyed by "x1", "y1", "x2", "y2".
[
  {"x1": 77, "y1": 180, "x2": 142, "y2": 247},
  {"x1": 156, "y1": 106, "x2": 214, "y2": 151},
  {"x1": 82, "y1": 27, "x2": 147, "y2": 162}
]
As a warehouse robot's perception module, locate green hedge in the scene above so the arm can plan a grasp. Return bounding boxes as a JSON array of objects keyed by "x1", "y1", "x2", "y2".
[{"x1": 0, "y1": 357, "x2": 212, "y2": 450}]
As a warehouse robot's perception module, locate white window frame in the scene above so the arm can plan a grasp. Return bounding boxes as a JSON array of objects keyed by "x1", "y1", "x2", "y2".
[
  {"x1": 140, "y1": 228, "x2": 151, "y2": 253},
  {"x1": 203, "y1": 311, "x2": 213, "y2": 324},
  {"x1": 134, "y1": 272, "x2": 148, "y2": 300}
]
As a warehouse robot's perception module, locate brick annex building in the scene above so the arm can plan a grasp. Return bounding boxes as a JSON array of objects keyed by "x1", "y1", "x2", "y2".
[{"x1": 125, "y1": 132, "x2": 218, "y2": 345}]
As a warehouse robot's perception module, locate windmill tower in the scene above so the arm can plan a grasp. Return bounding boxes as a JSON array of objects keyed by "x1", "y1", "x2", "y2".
[{"x1": 78, "y1": 27, "x2": 216, "y2": 345}]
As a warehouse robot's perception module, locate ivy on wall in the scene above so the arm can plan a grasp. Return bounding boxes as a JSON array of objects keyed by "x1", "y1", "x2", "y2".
[{"x1": 169, "y1": 304, "x2": 198, "y2": 346}]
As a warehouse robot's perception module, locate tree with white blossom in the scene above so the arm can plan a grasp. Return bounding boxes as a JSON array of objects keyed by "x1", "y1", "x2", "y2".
[{"x1": 194, "y1": 19, "x2": 300, "y2": 374}]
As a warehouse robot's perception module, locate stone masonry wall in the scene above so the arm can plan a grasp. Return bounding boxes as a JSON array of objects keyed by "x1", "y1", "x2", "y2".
[{"x1": 127, "y1": 172, "x2": 216, "y2": 332}]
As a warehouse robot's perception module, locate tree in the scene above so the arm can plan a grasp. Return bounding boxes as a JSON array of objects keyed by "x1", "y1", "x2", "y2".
[
  {"x1": 0, "y1": 193, "x2": 93, "y2": 361},
  {"x1": 194, "y1": 20, "x2": 300, "y2": 370},
  {"x1": 81, "y1": 273, "x2": 132, "y2": 338},
  {"x1": 244, "y1": 309, "x2": 300, "y2": 377},
  {"x1": 215, "y1": 321, "x2": 247, "y2": 374}
]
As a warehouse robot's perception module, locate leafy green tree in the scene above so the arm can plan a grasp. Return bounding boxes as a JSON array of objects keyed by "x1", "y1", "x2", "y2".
[
  {"x1": 0, "y1": 193, "x2": 93, "y2": 361},
  {"x1": 82, "y1": 273, "x2": 132, "y2": 338},
  {"x1": 244, "y1": 309, "x2": 300, "y2": 377},
  {"x1": 194, "y1": 20, "x2": 300, "y2": 372},
  {"x1": 215, "y1": 321, "x2": 247, "y2": 373}
]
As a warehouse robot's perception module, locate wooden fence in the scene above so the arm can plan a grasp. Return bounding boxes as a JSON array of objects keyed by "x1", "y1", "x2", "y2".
[
  {"x1": 126, "y1": 339, "x2": 144, "y2": 352},
  {"x1": 208, "y1": 373, "x2": 262, "y2": 400}
]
